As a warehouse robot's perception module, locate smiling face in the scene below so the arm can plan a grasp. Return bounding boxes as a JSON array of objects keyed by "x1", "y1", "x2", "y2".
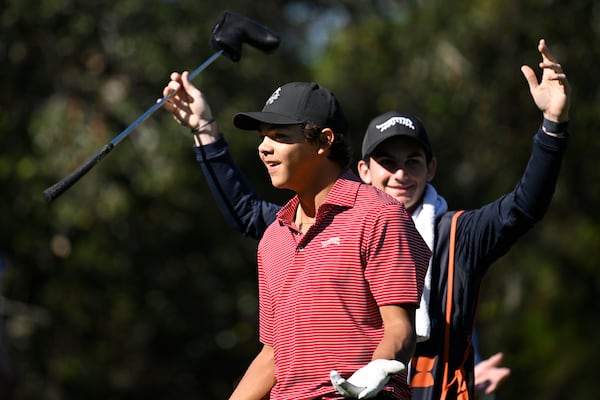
[
  {"x1": 257, "y1": 124, "x2": 323, "y2": 193},
  {"x1": 358, "y1": 135, "x2": 436, "y2": 213}
]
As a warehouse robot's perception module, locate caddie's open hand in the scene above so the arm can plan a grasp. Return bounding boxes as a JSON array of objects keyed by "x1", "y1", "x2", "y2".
[
  {"x1": 330, "y1": 359, "x2": 405, "y2": 399},
  {"x1": 161, "y1": 71, "x2": 213, "y2": 130},
  {"x1": 521, "y1": 39, "x2": 570, "y2": 122},
  {"x1": 474, "y1": 352, "x2": 510, "y2": 395}
]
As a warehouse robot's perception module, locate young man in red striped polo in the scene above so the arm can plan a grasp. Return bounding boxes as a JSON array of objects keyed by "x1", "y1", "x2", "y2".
[{"x1": 216, "y1": 81, "x2": 430, "y2": 399}]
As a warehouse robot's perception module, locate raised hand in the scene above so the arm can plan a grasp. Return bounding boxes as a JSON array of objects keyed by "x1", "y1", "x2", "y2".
[{"x1": 521, "y1": 39, "x2": 570, "y2": 123}]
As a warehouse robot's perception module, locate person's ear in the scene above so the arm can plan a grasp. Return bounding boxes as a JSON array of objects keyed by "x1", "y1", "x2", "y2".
[
  {"x1": 357, "y1": 159, "x2": 372, "y2": 184},
  {"x1": 317, "y1": 128, "x2": 334, "y2": 154},
  {"x1": 426, "y1": 158, "x2": 437, "y2": 182}
]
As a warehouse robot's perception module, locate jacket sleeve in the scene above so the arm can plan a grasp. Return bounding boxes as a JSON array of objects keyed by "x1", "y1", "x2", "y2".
[
  {"x1": 457, "y1": 128, "x2": 568, "y2": 275},
  {"x1": 193, "y1": 136, "x2": 281, "y2": 240}
]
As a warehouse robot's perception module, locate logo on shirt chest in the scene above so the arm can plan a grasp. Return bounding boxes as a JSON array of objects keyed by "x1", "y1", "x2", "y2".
[{"x1": 321, "y1": 237, "x2": 341, "y2": 247}]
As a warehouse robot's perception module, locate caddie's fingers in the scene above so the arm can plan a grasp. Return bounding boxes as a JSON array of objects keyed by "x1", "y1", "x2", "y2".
[
  {"x1": 541, "y1": 68, "x2": 568, "y2": 85},
  {"x1": 520, "y1": 65, "x2": 539, "y2": 90},
  {"x1": 538, "y1": 39, "x2": 560, "y2": 65},
  {"x1": 539, "y1": 61, "x2": 563, "y2": 73},
  {"x1": 485, "y1": 352, "x2": 504, "y2": 367}
]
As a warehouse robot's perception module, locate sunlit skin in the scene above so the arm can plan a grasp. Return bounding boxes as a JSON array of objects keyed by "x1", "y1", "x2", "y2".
[
  {"x1": 358, "y1": 136, "x2": 436, "y2": 214},
  {"x1": 257, "y1": 124, "x2": 339, "y2": 218},
  {"x1": 257, "y1": 124, "x2": 318, "y2": 191}
]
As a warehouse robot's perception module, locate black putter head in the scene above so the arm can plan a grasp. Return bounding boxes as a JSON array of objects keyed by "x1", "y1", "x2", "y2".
[{"x1": 210, "y1": 11, "x2": 280, "y2": 62}]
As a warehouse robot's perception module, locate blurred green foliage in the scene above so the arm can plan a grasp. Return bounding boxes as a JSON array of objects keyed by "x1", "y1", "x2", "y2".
[{"x1": 0, "y1": 0, "x2": 598, "y2": 398}]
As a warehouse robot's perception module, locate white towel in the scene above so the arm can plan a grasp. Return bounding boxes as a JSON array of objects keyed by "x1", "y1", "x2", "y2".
[{"x1": 411, "y1": 184, "x2": 448, "y2": 342}]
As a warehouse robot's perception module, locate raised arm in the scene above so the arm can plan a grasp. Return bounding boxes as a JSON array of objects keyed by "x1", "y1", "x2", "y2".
[
  {"x1": 162, "y1": 72, "x2": 280, "y2": 239},
  {"x1": 505, "y1": 38, "x2": 571, "y2": 220},
  {"x1": 457, "y1": 38, "x2": 571, "y2": 271}
]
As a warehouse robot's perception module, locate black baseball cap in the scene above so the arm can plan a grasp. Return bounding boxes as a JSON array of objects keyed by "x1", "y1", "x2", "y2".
[
  {"x1": 361, "y1": 111, "x2": 432, "y2": 161},
  {"x1": 233, "y1": 82, "x2": 348, "y2": 134}
]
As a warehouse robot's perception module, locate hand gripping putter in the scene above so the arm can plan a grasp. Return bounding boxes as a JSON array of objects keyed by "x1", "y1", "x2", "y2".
[{"x1": 43, "y1": 11, "x2": 280, "y2": 204}]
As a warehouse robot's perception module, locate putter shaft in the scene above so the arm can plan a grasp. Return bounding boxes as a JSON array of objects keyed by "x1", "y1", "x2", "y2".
[
  {"x1": 43, "y1": 49, "x2": 224, "y2": 203},
  {"x1": 111, "y1": 49, "x2": 224, "y2": 146}
]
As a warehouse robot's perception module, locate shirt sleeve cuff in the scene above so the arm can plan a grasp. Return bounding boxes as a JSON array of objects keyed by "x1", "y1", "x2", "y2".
[
  {"x1": 541, "y1": 118, "x2": 569, "y2": 137},
  {"x1": 193, "y1": 136, "x2": 230, "y2": 162}
]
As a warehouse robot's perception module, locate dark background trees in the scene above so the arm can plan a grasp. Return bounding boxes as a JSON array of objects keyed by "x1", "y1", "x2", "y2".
[{"x1": 1, "y1": 0, "x2": 598, "y2": 398}]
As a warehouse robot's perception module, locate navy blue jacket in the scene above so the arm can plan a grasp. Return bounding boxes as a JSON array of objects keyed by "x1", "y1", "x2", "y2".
[{"x1": 193, "y1": 128, "x2": 567, "y2": 400}]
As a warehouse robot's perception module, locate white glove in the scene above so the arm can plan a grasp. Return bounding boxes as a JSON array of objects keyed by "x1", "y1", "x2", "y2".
[{"x1": 330, "y1": 359, "x2": 406, "y2": 399}]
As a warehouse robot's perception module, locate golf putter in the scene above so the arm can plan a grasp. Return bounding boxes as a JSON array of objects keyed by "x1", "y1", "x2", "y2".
[{"x1": 43, "y1": 11, "x2": 280, "y2": 204}]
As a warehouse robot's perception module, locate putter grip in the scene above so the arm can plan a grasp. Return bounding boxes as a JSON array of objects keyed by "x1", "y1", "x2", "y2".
[{"x1": 43, "y1": 143, "x2": 114, "y2": 204}]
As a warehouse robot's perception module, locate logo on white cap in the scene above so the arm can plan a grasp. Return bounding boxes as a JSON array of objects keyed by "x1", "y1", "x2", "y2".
[
  {"x1": 375, "y1": 116, "x2": 415, "y2": 132},
  {"x1": 266, "y1": 87, "x2": 282, "y2": 105}
]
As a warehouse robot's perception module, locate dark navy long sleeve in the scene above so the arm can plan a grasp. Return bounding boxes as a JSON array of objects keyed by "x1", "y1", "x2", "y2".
[
  {"x1": 412, "y1": 127, "x2": 568, "y2": 400},
  {"x1": 194, "y1": 136, "x2": 280, "y2": 240},
  {"x1": 455, "y1": 128, "x2": 568, "y2": 278}
]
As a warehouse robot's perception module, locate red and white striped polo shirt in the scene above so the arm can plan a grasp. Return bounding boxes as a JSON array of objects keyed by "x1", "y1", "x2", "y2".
[{"x1": 257, "y1": 170, "x2": 430, "y2": 400}]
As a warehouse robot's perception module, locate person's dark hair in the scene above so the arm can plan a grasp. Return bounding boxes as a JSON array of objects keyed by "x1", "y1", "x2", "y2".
[{"x1": 302, "y1": 122, "x2": 351, "y2": 169}]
